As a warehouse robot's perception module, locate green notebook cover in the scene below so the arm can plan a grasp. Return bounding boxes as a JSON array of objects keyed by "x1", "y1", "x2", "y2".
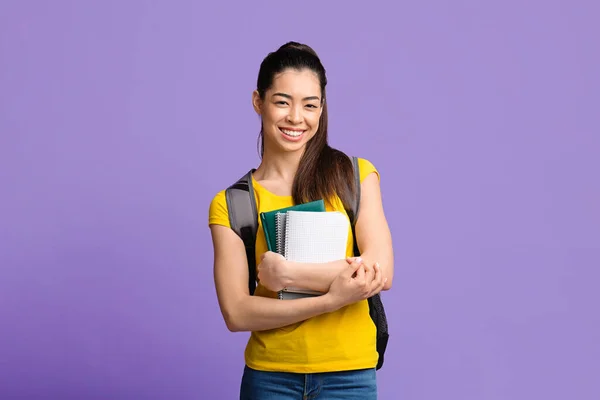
[{"x1": 260, "y1": 199, "x2": 325, "y2": 252}]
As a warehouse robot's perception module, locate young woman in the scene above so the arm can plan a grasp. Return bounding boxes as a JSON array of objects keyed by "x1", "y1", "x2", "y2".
[{"x1": 209, "y1": 42, "x2": 394, "y2": 399}]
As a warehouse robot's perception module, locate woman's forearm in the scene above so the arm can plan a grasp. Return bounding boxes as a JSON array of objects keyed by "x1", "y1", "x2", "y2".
[
  {"x1": 284, "y1": 254, "x2": 391, "y2": 292},
  {"x1": 284, "y1": 259, "x2": 349, "y2": 293},
  {"x1": 225, "y1": 292, "x2": 337, "y2": 332}
]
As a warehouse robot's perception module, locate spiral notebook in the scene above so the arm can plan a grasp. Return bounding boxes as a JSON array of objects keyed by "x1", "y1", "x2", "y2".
[
  {"x1": 276, "y1": 210, "x2": 349, "y2": 300},
  {"x1": 260, "y1": 200, "x2": 325, "y2": 252}
]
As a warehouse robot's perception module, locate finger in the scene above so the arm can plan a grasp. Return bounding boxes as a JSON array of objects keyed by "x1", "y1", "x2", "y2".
[
  {"x1": 369, "y1": 276, "x2": 387, "y2": 298},
  {"x1": 372, "y1": 262, "x2": 381, "y2": 284},
  {"x1": 363, "y1": 262, "x2": 375, "y2": 284},
  {"x1": 348, "y1": 257, "x2": 363, "y2": 278},
  {"x1": 373, "y1": 263, "x2": 385, "y2": 292},
  {"x1": 342, "y1": 258, "x2": 363, "y2": 278},
  {"x1": 355, "y1": 261, "x2": 365, "y2": 280}
]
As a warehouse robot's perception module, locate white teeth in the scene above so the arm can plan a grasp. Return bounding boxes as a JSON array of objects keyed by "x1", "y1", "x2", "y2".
[{"x1": 281, "y1": 129, "x2": 303, "y2": 137}]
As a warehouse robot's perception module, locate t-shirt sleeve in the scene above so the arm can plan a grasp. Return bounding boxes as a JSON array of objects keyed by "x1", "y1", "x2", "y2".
[
  {"x1": 208, "y1": 190, "x2": 231, "y2": 228},
  {"x1": 357, "y1": 157, "x2": 380, "y2": 183}
]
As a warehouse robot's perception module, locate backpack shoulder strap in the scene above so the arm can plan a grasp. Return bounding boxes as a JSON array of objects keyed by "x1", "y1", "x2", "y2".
[
  {"x1": 350, "y1": 156, "x2": 361, "y2": 256},
  {"x1": 349, "y1": 156, "x2": 389, "y2": 370},
  {"x1": 225, "y1": 169, "x2": 259, "y2": 295},
  {"x1": 351, "y1": 156, "x2": 361, "y2": 226}
]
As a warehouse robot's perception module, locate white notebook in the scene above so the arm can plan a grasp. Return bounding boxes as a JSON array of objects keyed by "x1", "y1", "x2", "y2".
[{"x1": 277, "y1": 210, "x2": 349, "y2": 299}]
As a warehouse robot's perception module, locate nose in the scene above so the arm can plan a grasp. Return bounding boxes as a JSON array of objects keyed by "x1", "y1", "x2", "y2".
[{"x1": 287, "y1": 106, "x2": 303, "y2": 124}]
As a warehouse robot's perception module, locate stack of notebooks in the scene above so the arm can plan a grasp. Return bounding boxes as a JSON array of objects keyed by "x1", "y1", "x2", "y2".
[{"x1": 260, "y1": 200, "x2": 350, "y2": 300}]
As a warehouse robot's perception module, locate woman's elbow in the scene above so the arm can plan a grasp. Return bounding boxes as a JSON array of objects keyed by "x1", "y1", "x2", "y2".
[
  {"x1": 224, "y1": 316, "x2": 247, "y2": 332},
  {"x1": 221, "y1": 305, "x2": 246, "y2": 332},
  {"x1": 225, "y1": 320, "x2": 244, "y2": 332}
]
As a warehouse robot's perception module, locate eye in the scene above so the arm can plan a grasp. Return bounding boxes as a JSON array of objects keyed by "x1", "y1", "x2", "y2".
[
  {"x1": 275, "y1": 101, "x2": 288, "y2": 106},
  {"x1": 306, "y1": 104, "x2": 318, "y2": 109}
]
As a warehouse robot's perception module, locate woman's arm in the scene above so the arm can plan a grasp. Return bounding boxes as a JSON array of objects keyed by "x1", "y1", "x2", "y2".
[
  {"x1": 211, "y1": 224, "x2": 364, "y2": 332},
  {"x1": 353, "y1": 171, "x2": 395, "y2": 290},
  {"x1": 274, "y1": 171, "x2": 394, "y2": 291}
]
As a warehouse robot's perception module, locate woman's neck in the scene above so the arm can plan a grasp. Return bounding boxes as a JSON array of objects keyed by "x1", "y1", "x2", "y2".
[{"x1": 254, "y1": 148, "x2": 304, "y2": 185}]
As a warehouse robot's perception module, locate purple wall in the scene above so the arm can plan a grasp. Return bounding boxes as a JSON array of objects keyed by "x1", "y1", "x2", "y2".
[{"x1": 1, "y1": 1, "x2": 598, "y2": 399}]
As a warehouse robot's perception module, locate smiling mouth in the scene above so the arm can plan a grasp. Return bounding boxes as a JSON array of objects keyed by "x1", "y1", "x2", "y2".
[{"x1": 279, "y1": 127, "x2": 305, "y2": 138}]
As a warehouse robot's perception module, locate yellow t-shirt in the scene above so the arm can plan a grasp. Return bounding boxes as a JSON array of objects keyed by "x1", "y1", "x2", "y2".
[{"x1": 208, "y1": 158, "x2": 380, "y2": 373}]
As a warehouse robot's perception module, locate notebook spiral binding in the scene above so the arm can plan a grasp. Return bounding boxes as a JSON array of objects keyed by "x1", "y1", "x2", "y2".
[
  {"x1": 275, "y1": 212, "x2": 286, "y2": 300},
  {"x1": 275, "y1": 212, "x2": 286, "y2": 255}
]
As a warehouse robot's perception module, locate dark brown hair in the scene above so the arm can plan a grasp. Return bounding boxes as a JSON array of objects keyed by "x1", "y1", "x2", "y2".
[{"x1": 256, "y1": 41, "x2": 356, "y2": 212}]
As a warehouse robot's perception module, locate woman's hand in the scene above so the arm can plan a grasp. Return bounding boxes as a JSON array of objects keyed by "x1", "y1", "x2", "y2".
[
  {"x1": 325, "y1": 257, "x2": 386, "y2": 311},
  {"x1": 257, "y1": 251, "x2": 290, "y2": 292}
]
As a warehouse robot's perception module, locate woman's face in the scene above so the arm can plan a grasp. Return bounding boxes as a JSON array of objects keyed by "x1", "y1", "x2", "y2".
[{"x1": 253, "y1": 68, "x2": 323, "y2": 155}]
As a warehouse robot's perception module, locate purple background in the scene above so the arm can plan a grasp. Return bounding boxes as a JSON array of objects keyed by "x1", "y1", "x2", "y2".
[{"x1": 1, "y1": 1, "x2": 598, "y2": 399}]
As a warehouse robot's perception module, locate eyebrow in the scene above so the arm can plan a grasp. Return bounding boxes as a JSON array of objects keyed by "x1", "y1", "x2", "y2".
[{"x1": 272, "y1": 92, "x2": 320, "y2": 102}]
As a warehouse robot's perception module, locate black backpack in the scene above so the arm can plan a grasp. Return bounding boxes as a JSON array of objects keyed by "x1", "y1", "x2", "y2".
[{"x1": 224, "y1": 156, "x2": 389, "y2": 370}]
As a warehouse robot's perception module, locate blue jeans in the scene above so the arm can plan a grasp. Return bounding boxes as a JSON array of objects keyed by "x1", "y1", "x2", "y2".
[{"x1": 240, "y1": 365, "x2": 377, "y2": 399}]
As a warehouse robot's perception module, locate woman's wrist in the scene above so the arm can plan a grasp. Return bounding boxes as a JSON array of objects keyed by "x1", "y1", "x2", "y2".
[
  {"x1": 321, "y1": 292, "x2": 342, "y2": 313},
  {"x1": 279, "y1": 259, "x2": 295, "y2": 289}
]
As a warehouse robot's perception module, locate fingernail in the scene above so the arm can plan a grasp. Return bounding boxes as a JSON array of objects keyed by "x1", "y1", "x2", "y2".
[
  {"x1": 384, "y1": 278, "x2": 388, "y2": 282},
  {"x1": 375, "y1": 262, "x2": 380, "y2": 269},
  {"x1": 356, "y1": 257, "x2": 362, "y2": 263}
]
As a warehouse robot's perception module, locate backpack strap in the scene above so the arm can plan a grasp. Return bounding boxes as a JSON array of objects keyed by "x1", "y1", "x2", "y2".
[
  {"x1": 225, "y1": 169, "x2": 259, "y2": 295},
  {"x1": 350, "y1": 156, "x2": 361, "y2": 256},
  {"x1": 348, "y1": 156, "x2": 389, "y2": 371}
]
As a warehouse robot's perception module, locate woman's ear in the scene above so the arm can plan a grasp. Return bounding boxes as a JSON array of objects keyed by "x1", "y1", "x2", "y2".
[{"x1": 252, "y1": 90, "x2": 262, "y2": 115}]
